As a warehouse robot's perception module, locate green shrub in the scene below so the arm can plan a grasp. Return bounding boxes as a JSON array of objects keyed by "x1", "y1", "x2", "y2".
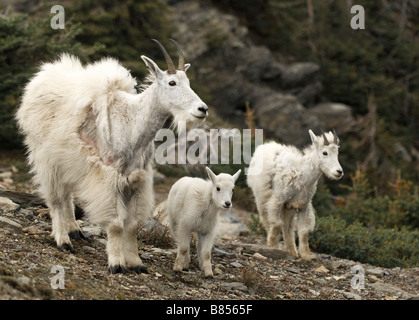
[
  {"x1": 333, "y1": 170, "x2": 419, "y2": 230},
  {"x1": 310, "y1": 216, "x2": 419, "y2": 268},
  {"x1": 0, "y1": 14, "x2": 82, "y2": 148},
  {"x1": 247, "y1": 212, "x2": 266, "y2": 236}
]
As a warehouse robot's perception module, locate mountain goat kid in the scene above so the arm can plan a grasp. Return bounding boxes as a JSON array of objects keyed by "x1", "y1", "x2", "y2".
[
  {"x1": 247, "y1": 130, "x2": 343, "y2": 260},
  {"x1": 16, "y1": 39, "x2": 208, "y2": 274},
  {"x1": 167, "y1": 167, "x2": 241, "y2": 278}
]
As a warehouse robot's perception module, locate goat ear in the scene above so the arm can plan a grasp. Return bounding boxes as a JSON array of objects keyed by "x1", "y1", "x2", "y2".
[
  {"x1": 184, "y1": 63, "x2": 191, "y2": 72},
  {"x1": 141, "y1": 55, "x2": 164, "y2": 79},
  {"x1": 308, "y1": 130, "x2": 319, "y2": 146},
  {"x1": 232, "y1": 169, "x2": 241, "y2": 183},
  {"x1": 206, "y1": 167, "x2": 217, "y2": 183}
]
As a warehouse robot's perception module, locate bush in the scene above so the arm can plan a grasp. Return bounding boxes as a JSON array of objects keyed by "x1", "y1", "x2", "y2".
[
  {"x1": 310, "y1": 216, "x2": 419, "y2": 268},
  {"x1": 334, "y1": 170, "x2": 419, "y2": 230}
]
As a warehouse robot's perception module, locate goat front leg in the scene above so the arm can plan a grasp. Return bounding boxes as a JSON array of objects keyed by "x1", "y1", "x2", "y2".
[
  {"x1": 197, "y1": 232, "x2": 215, "y2": 278},
  {"x1": 297, "y1": 203, "x2": 316, "y2": 260},
  {"x1": 281, "y1": 208, "x2": 298, "y2": 257},
  {"x1": 123, "y1": 218, "x2": 148, "y2": 274},
  {"x1": 266, "y1": 196, "x2": 283, "y2": 248},
  {"x1": 106, "y1": 219, "x2": 127, "y2": 274}
]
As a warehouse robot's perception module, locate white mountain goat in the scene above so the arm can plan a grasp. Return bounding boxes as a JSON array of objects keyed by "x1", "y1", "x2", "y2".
[
  {"x1": 247, "y1": 130, "x2": 343, "y2": 260},
  {"x1": 167, "y1": 167, "x2": 241, "y2": 278},
  {"x1": 16, "y1": 39, "x2": 208, "y2": 274}
]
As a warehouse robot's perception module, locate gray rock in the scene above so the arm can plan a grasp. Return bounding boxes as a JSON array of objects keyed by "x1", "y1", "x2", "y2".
[
  {"x1": 366, "y1": 268, "x2": 385, "y2": 276},
  {"x1": 371, "y1": 282, "x2": 418, "y2": 299},
  {"x1": 343, "y1": 291, "x2": 362, "y2": 300},
  {"x1": 308, "y1": 102, "x2": 353, "y2": 132},
  {"x1": 82, "y1": 226, "x2": 102, "y2": 237},
  {"x1": 241, "y1": 243, "x2": 291, "y2": 260},
  {"x1": 236, "y1": 46, "x2": 283, "y2": 82},
  {"x1": 252, "y1": 91, "x2": 320, "y2": 146},
  {"x1": 95, "y1": 238, "x2": 107, "y2": 246},
  {"x1": 0, "y1": 172, "x2": 12, "y2": 180},
  {"x1": 16, "y1": 275, "x2": 32, "y2": 287},
  {"x1": 283, "y1": 267, "x2": 300, "y2": 274},
  {"x1": 296, "y1": 81, "x2": 323, "y2": 105},
  {"x1": 220, "y1": 282, "x2": 248, "y2": 292},
  {"x1": 83, "y1": 246, "x2": 96, "y2": 252},
  {"x1": 280, "y1": 62, "x2": 320, "y2": 88},
  {"x1": 217, "y1": 210, "x2": 250, "y2": 237},
  {"x1": 230, "y1": 261, "x2": 243, "y2": 268},
  {"x1": 0, "y1": 216, "x2": 22, "y2": 229},
  {"x1": 212, "y1": 246, "x2": 235, "y2": 257},
  {"x1": 0, "y1": 197, "x2": 19, "y2": 211}
]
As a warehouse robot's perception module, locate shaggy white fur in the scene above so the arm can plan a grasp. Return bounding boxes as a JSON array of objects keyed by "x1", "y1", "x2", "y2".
[
  {"x1": 16, "y1": 47, "x2": 207, "y2": 273},
  {"x1": 167, "y1": 167, "x2": 241, "y2": 277},
  {"x1": 247, "y1": 130, "x2": 343, "y2": 259}
]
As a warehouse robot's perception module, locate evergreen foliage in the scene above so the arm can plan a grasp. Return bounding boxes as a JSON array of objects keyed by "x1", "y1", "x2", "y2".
[{"x1": 0, "y1": 0, "x2": 172, "y2": 148}]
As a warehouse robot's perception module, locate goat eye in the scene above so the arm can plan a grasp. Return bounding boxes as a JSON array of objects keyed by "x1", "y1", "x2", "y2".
[
  {"x1": 232, "y1": 189, "x2": 234, "y2": 193},
  {"x1": 323, "y1": 151, "x2": 328, "y2": 156},
  {"x1": 169, "y1": 80, "x2": 176, "y2": 86},
  {"x1": 216, "y1": 187, "x2": 220, "y2": 192}
]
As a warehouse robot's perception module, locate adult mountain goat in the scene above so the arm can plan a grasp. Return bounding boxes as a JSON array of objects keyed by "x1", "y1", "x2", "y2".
[
  {"x1": 247, "y1": 130, "x2": 343, "y2": 260},
  {"x1": 17, "y1": 39, "x2": 208, "y2": 274}
]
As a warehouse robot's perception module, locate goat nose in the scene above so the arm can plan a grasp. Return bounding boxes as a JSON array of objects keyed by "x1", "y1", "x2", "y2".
[
  {"x1": 224, "y1": 201, "x2": 231, "y2": 207},
  {"x1": 337, "y1": 169, "x2": 343, "y2": 175},
  {"x1": 198, "y1": 105, "x2": 208, "y2": 115}
]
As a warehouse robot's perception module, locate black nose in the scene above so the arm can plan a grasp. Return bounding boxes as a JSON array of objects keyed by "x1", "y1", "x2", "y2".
[
  {"x1": 224, "y1": 201, "x2": 231, "y2": 207},
  {"x1": 337, "y1": 170, "x2": 343, "y2": 175},
  {"x1": 198, "y1": 105, "x2": 208, "y2": 114}
]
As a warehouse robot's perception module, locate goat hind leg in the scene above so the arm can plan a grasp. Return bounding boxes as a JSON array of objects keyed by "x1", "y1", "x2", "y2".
[
  {"x1": 44, "y1": 187, "x2": 81, "y2": 253},
  {"x1": 174, "y1": 230, "x2": 190, "y2": 272},
  {"x1": 281, "y1": 209, "x2": 298, "y2": 257},
  {"x1": 266, "y1": 197, "x2": 283, "y2": 248}
]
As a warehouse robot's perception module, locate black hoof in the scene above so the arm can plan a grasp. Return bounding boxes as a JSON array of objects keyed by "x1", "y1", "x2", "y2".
[
  {"x1": 69, "y1": 230, "x2": 88, "y2": 240},
  {"x1": 109, "y1": 265, "x2": 127, "y2": 274},
  {"x1": 59, "y1": 243, "x2": 75, "y2": 253},
  {"x1": 132, "y1": 265, "x2": 149, "y2": 274}
]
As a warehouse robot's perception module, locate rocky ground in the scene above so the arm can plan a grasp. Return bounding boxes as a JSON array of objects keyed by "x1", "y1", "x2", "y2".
[{"x1": 0, "y1": 159, "x2": 418, "y2": 301}]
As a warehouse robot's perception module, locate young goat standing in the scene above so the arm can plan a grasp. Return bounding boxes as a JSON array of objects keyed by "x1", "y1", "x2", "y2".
[
  {"x1": 167, "y1": 167, "x2": 241, "y2": 278},
  {"x1": 16, "y1": 39, "x2": 208, "y2": 274},
  {"x1": 247, "y1": 130, "x2": 343, "y2": 259}
]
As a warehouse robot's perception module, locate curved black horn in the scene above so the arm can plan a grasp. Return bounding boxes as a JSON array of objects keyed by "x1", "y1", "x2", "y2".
[
  {"x1": 321, "y1": 130, "x2": 330, "y2": 146},
  {"x1": 151, "y1": 39, "x2": 176, "y2": 74},
  {"x1": 169, "y1": 38, "x2": 185, "y2": 71}
]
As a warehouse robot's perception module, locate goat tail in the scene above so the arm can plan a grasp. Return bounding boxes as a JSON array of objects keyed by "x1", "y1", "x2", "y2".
[{"x1": 152, "y1": 200, "x2": 169, "y2": 226}]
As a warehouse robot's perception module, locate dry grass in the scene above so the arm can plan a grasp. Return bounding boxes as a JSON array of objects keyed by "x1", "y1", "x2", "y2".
[{"x1": 138, "y1": 223, "x2": 174, "y2": 249}]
